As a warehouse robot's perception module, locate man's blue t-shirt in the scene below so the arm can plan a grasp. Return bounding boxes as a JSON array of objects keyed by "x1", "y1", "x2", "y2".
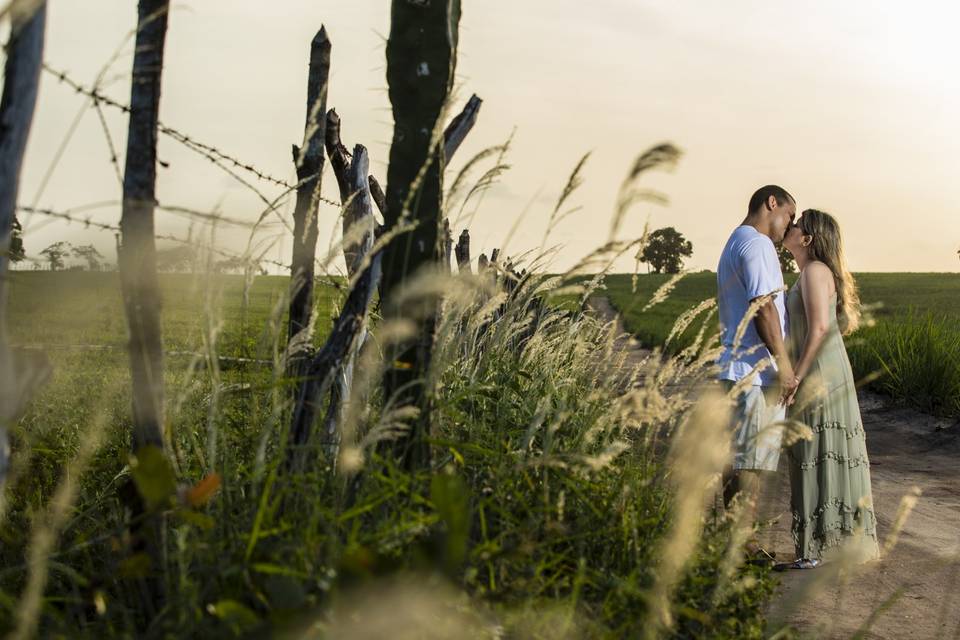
[{"x1": 716, "y1": 225, "x2": 786, "y2": 386}]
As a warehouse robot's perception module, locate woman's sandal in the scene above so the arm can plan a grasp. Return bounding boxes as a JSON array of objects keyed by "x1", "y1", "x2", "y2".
[{"x1": 773, "y1": 558, "x2": 822, "y2": 571}]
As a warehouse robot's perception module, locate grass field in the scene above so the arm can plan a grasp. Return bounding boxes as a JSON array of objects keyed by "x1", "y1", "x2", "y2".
[
  {"x1": 605, "y1": 271, "x2": 960, "y2": 417},
  {"x1": 2, "y1": 270, "x2": 774, "y2": 638}
]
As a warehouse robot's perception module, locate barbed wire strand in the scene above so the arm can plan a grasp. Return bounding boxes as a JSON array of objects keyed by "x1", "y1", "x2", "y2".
[
  {"x1": 16, "y1": 205, "x2": 346, "y2": 290},
  {"x1": 42, "y1": 63, "x2": 343, "y2": 211}
]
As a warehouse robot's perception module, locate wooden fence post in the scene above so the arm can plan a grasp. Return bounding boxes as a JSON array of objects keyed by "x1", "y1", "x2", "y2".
[
  {"x1": 454, "y1": 229, "x2": 470, "y2": 273},
  {"x1": 117, "y1": 0, "x2": 171, "y2": 617},
  {"x1": 310, "y1": 97, "x2": 481, "y2": 467},
  {"x1": 320, "y1": 141, "x2": 376, "y2": 462},
  {"x1": 380, "y1": 0, "x2": 462, "y2": 471},
  {"x1": 119, "y1": 0, "x2": 170, "y2": 453},
  {"x1": 0, "y1": 0, "x2": 46, "y2": 486},
  {"x1": 287, "y1": 27, "x2": 330, "y2": 361}
]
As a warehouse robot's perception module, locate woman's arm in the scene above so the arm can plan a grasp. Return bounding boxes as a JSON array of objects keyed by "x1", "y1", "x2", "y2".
[{"x1": 786, "y1": 262, "x2": 834, "y2": 404}]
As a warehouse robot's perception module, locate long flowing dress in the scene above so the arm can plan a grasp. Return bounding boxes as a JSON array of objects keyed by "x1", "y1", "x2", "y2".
[{"x1": 786, "y1": 283, "x2": 880, "y2": 562}]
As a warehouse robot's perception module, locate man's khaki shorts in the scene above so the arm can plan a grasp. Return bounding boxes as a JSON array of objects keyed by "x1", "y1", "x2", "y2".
[{"x1": 722, "y1": 381, "x2": 786, "y2": 472}]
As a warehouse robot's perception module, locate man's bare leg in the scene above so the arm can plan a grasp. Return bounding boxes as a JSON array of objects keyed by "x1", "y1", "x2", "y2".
[{"x1": 723, "y1": 468, "x2": 766, "y2": 554}]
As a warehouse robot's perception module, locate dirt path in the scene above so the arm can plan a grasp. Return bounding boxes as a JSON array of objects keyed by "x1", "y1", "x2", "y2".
[
  {"x1": 589, "y1": 296, "x2": 960, "y2": 639},
  {"x1": 763, "y1": 396, "x2": 960, "y2": 639}
]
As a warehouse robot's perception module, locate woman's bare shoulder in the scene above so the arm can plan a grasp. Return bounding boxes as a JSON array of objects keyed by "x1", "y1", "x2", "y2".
[{"x1": 800, "y1": 261, "x2": 835, "y2": 294}]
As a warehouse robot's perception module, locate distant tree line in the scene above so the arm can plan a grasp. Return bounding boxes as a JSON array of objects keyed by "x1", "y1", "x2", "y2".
[{"x1": 33, "y1": 240, "x2": 106, "y2": 271}]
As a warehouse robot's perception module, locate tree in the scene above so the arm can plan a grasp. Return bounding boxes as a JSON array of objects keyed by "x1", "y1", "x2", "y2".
[
  {"x1": 40, "y1": 241, "x2": 70, "y2": 271},
  {"x1": 379, "y1": 0, "x2": 462, "y2": 470},
  {"x1": 72, "y1": 243, "x2": 104, "y2": 271},
  {"x1": 639, "y1": 227, "x2": 692, "y2": 274},
  {"x1": 778, "y1": 244, "x2": 797, "y2": 273},
  {"x1": 9, "y1": 215, "x2": 24, "y2": 263}
]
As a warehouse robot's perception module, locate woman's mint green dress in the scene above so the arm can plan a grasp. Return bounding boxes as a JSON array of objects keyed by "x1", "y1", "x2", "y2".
[{"x1": 786, "y1": 283, "x2": 880, "y2": 562}]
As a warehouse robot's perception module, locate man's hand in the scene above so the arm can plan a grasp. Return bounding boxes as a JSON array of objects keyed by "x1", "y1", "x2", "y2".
[{"x1": 778, "y1": 366, "x2": 799, "y2": 407}]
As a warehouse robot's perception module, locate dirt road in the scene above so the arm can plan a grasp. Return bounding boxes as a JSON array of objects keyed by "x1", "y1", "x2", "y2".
[
  {"x1": 589, "y1": 296, "x2": 960, "y2": 639},
  {"x1": 764, "y1": 395, "x2": 960, "y2": 639}
]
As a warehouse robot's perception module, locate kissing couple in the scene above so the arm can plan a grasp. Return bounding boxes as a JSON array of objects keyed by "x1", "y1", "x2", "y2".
[{"x1": 716, "y1": 185, "x2": 880, "y2": 570}]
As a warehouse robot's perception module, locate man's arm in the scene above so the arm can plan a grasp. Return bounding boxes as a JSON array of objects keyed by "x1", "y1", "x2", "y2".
[{"x1": 753, "y1": 296, "x2": 796, "y2": 401}]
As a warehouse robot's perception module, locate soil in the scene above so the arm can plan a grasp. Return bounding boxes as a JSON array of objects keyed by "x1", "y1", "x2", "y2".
[
  {"x1": 763, "y1": 396, "x2": 960, "y2": 639},
  {"x1": 588, "y1": 296, "x2": 960, "y2": 639}
]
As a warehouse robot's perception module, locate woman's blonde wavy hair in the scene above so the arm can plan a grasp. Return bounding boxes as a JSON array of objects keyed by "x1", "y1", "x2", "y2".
[{"x1": 798, "y1": 209, "x2": 861, "y2": 334}]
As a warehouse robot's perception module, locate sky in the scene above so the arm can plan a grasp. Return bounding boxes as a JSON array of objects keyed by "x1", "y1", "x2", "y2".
[{"x1": 14, "y1": 0, "x2": 960, "y2": 273}]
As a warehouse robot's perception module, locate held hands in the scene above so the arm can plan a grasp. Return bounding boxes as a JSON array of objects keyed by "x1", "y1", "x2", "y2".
[{"x1": 778, "y1": 367, "x2": 800, "y2": 407}]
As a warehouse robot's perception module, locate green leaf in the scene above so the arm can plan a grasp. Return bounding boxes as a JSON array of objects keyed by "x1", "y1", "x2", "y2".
[
  {"x1": 130, "y1": 445, "x2": 177, "y2": 510},
  {"x1": 207, "y1": 599, "x2": 259, "y2": 634},
  {"x1": 430, "y1": 473, "x2": 472, "y2": 573}
]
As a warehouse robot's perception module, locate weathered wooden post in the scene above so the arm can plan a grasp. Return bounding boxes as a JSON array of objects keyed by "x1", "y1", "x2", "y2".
[
  {"x1": 0, "y1": 0, "x2": 45, "y2": 486},
  {"x1": 119, "y1": 0, "x2": 170, "y2": 453},
  {"x1": 319, "y1": 142, "x2": 376, "y2": 462},
  {"x1": 313, "y1": 96, "x2": 480, "y2": 466},
  {"x1": 379, "y1": 0, "x2": 462, "y2": 470},
  {"x1": 454, "y1": 229, "x2": 470, "y2": 273},
  {"x1": 287, "y1": 28, "x2": 330, "y2": 362},
  {"x1": 117, "y1": 0, "x2": 171, "y2": 614}
]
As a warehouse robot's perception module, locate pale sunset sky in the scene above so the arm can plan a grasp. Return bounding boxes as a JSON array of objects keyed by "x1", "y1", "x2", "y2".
[{"x1": 15, "y1": 0, "x2": 960, "y2": 273}]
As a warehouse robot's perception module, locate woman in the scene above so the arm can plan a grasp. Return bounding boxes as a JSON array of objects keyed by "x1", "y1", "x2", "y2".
[{"x1": 777, "y1": 209, "x2": 880, "y2": 569}]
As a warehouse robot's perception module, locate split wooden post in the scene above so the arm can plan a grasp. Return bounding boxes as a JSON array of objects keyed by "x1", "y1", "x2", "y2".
[
  {"x1": 310, "y1": 96, "x2": 481, "y2": 466},
  {"x1": 286, "y1": 27, "x2": 330, "y2": 364}
]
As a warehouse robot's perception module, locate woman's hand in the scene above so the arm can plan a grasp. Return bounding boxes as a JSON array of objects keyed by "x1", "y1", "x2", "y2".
[{"x1": 782, "y1": 375, "x2": 801, "y2": 406}]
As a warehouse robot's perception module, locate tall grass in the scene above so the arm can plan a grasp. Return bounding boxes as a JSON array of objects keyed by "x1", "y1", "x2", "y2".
[
  {"x1": 0, "y1": 259, "x2": 776, "y2": 637},
  {"x1": 847, "y1": 312, "x2": 960, "y2": 418},
  {"x1": 604, "y1": 272, "x2": 960, "y2": 419}
]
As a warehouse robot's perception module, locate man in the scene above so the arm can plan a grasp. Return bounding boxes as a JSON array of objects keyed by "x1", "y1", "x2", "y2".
[{"x1": 716, "y1": 184, "x2": 798, "y2": 556}]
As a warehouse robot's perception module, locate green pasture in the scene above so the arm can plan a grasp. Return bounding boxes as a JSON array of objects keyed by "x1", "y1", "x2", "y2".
[{"x1": 604, "y1": 271, "x2": 960, "y2": 417}]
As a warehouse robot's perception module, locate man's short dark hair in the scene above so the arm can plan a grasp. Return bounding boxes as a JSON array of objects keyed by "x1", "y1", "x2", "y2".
[{"x1": 748, "y1": 185, "x2": 794, "y2": 214}]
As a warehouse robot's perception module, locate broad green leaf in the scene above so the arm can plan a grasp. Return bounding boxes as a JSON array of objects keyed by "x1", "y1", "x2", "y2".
[
  {"x1": 207, "y1": 599, "x2": 259, "y2": 634},
  {"x1": 130, "y1": 445, "x2": 177, "y2": 510}
]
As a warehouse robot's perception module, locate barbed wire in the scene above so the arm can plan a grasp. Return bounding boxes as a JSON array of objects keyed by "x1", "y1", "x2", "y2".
[
  {"x1": 42, "y1": 63, "x2": 344, "y2": 211},
  {"x1": 16, "y1": 204, "x2": 347, "y2": 290}
]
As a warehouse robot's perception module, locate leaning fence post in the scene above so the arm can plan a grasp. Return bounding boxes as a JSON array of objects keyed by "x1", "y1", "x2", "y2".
[
  {"x1": 0, "y1": 0, "x2": 46, "y2": 487},
  {"x1": 312, "y1": 97, "x2": 481, "y2": 468}
]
